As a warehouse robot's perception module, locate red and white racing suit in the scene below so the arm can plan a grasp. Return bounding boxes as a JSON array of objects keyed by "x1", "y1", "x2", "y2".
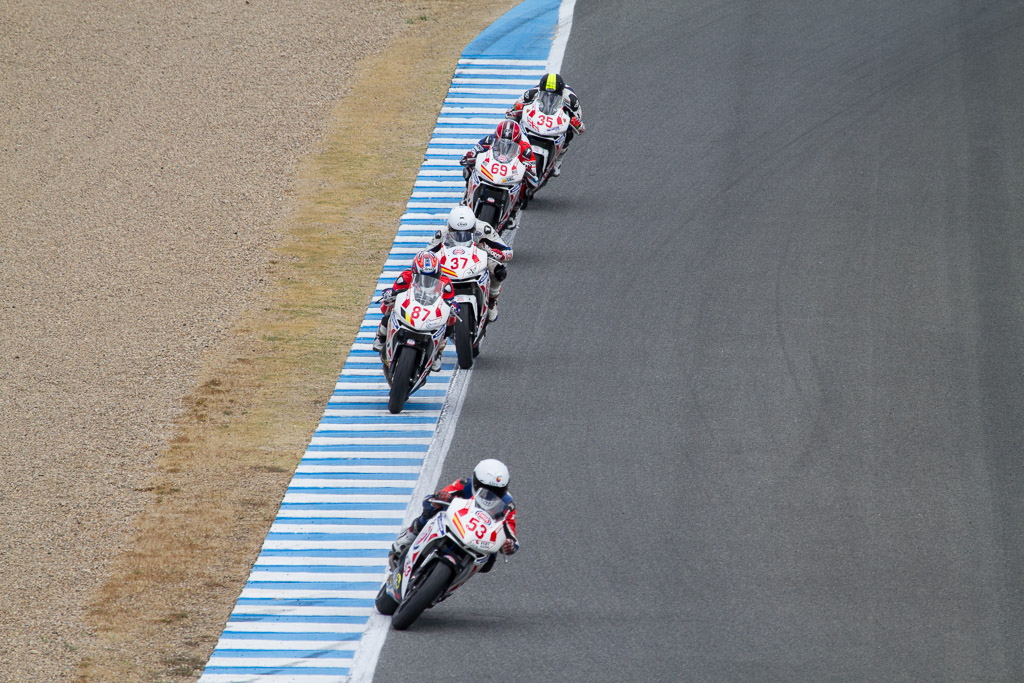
[{"x1": 375, "y1": 270, "x2": 458, "y2": 347}]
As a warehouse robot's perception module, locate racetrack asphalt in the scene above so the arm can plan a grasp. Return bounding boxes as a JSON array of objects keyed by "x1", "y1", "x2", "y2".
[{"x1": 374, "y1": 1, "x2": 1024, "y2": 680}]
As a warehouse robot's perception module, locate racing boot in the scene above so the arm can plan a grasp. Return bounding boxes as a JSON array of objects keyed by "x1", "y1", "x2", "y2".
[
  {"x1": 551, "y1": 157, "x2": 562, "y2": 177},
  {"x1": 487, "y1": 297, "x2": 499, "y2": 323},
  {"x1": 372, "y1": 321, "x2": 387, "y2": 352},
  {"x1": 389, "y1": 521, "x2": 421, "y2": 569}
]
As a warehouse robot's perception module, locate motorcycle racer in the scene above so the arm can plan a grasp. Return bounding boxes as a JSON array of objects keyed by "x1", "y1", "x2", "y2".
[
  {"x1": 426, "y1": 206, "x2": 512, "y2": 323},
  {"x1": 372, "y1": 251, "x2": 458, "y2": 372},
  {"x1": 459, "y1": 120, "x2": 538, "y2": 229},
  {"x1": 505, "y1": 72, "x2": 585, "y2": 178},
  {"x1": 389, "y1": 458, "x2": 519, "y2": 572}
]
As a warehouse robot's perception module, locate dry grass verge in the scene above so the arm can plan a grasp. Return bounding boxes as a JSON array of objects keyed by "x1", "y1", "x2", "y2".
[{"x1": 76, "y1": 1, "x2": 516, "y2": 680}]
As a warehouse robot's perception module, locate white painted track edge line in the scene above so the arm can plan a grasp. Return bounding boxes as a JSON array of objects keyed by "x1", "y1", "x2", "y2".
[
  {"x1": 348, "y1": 364, "x2": 474, "y2": 683},
  {"x1": 547, "y1": 0, "x2": 577, "y2": 73}
]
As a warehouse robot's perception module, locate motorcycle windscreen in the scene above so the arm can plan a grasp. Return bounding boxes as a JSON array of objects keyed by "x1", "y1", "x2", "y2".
[
  {"x1": 537, "y1": 90, "x2": 562, "y2": 116},
  {"x1": 411, "y1": 273, "x2": 443, "y2": 305},
  {"x1": 474, "y1": 489, "x2": 507, "y2": 518},
  {"x1": 490, "y1": 138, "x2": 518, "y2": 164},
  {"x1": 444, "y1": 228, "x2": 476, "y2": 247}
]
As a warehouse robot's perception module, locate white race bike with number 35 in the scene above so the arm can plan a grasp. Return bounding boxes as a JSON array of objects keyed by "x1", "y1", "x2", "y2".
[
  {"x1": 465, "y1": 138, "x2": 527, "y2": 234},
  {"x1": 379, "y1": 275, "x2": 452, "y2": 414},
  {"x1": 520, "y1": 90, "x2": 571, "y2": 191},
  {"x1": 375, "y1": 490, "x2": 516, "y2": 630}
]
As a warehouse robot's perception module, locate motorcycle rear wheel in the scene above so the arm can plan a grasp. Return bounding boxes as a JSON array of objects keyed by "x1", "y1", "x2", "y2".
[
  {"x1": 391, "y1": 562, "x2": 454, "y2": 630},
  {"x1": 453, "y1": 311, "x2": 474, "y2": 369},
  {"x1": 387, "y1": 346, "x2": 416, "y2": 414},
  {"x1": 475, "y1": 202, "x2": 500, "y2": 231}
]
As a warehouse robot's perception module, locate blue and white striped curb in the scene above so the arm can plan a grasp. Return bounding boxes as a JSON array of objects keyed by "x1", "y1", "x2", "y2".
[{"x1": 197, "y1": 0, "x2": 568, "y2": 680}]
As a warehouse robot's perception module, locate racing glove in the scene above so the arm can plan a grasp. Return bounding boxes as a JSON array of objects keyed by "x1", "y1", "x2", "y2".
[{"x1": 501, "y1": 538, "x2": 519, "y2": 555}]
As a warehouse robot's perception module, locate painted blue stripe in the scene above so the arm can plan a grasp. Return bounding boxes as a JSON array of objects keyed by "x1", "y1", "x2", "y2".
[
  {"x1": 330, "y1": 390, "x2": 447, "y2": 398},
  {"x1": 292, "y1": 472, "x2": 420, "y2": 481},
  {"x1": 212, "y1": 649, "x2": 355, "y2": 658},
  {"x1": 298, "y1": 458, "x2": 424, "y2": 467},
  {"x1": 284, "y1": 487, "x2": 414, "y2": 495},
  {"x1": 310, "y1": 430, "x2": 435, "y2": 438},
  {"x1": 323, "y1": 402, "x2": 443, "y2": 411},
  {"x1": 264, "y1": 533, "x2": 395, "y2": 542},
  {"x1": 228, "y1": 615, "x2": 369, "y2": 624},
  {"x1": 204, "y1": 667, "x2": 351, "y2": 675},
  {"x1": 304, "y1": 444, "x2": 429, "y2": 452},
  {"x1": 257, "y1": 548, "x2": 390, "y2": 557},
  {"x1": 220, "y1": 632, "x2": 364, "y2": 642},
  {"x1": 277, "y1": 503, "x2": 407, "y2": 512},
  {"x1": 235, "y1": 597, "x2": 375, "y2": 606},
  {"x1": 253, "y1": 564, "x2": 389, "y2": 572},
  {"x1": 317, "y1": 416, "x2": 437, "y2": 425},
  {"x1": 245, "y1": 581, "x2": 383, "y2": 590}
]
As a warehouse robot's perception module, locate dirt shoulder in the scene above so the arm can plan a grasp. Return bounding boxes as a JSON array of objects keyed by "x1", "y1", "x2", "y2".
[{"x1": 0, "y1": 1, "x2": 514, "y2": 680}]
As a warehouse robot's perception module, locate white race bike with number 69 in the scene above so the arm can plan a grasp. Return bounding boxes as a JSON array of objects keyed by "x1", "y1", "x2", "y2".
[
  {"x1": 375, "y1": 490, "x2": 516, "y2": 630},
  {"x1": 465, "y1": 138, "x2": 527, "y2": 234},
  {"x1": 379, "y1": 275, "x2": 452, "y2": 414}
]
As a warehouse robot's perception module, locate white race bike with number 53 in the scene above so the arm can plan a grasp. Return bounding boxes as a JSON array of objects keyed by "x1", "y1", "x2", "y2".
[
  {"x1": 465, "y1": 138, "x2": 527, "y2": 234},
  {"x1": 520, "y1": 90, "x2": 571, "y2": 192},
  {"x1": 379, "y1": 275, "x2": 452, "y2": 414},
  {"x1": 375, "y1": 490, "x2": 516, "y2": 630}
]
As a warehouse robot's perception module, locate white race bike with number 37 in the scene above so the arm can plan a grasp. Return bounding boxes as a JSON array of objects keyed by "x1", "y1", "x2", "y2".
[
  {"x1": 439, "y1": 239, "x2": 492, "y2": 369},
  {"x1": 375, "y1": 490, "x2": 516, "y2": 630}
]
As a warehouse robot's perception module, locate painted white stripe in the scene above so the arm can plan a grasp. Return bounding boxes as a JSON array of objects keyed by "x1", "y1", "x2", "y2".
[
  {"x1": 411, "y1": 191, "x2": 464, "y2": 199},
  {"x1": 252, "y1": 555, "x2": 386, "y2": 566},
  {"x1": 439, "y1": 107, "x2": 509, "y2": 114},
  {"x1": 451, "y1": 78, "x2": 536, "y2": 87},
  {"x1": 200, "y1": 675, "x2": 350, "y2": 683},
  {"x1": 241, "y1": 588, "x2": 380, "y2": 599},
  {"x1": 457, "y1": 58, "x2": 548, "y2": 66},
  {"x1": 548, "y1": 0, "x2": 578, "y2": 73},
  {"x1": 248, "y1": 571, "x2": 387, "y2": 582},
  {"x1": 416, "y1": 168, "x2": 464, "y2": 176},
  {"x1": 281, "y1": 494, "x2": 411, "y2": 504},
  {"x1": 273, "y1": 510, "x2": 409, "y2": 521},
  {"x1": 206, "y1": 656, "x2": 353, "y2": 668},
  {"x1": 307, "y1": 438, "x2": 431, "y2": 446},
  {"x1": 268, "y1": 525, "x2": 401, "y2": 536},
  {"x1": 295, "y1": 465, "x2": 422, "y2": 475},
  {"x1": 454, "y1": 68, "x2": 545, "y2": 76},
  {"x1": 412, "y1": 180, "x2": 464, "y2": 187},
  {"x1": 447, "y1": 87, "x2": 524, "y2": 95},
  {"x1": 214, "y1": 639, "x2": 360, "y2": 651},
  {"x1": 314, "y1": 422, "x2": 443, "y2": 432},
  {"x1": 320, "y1": 409, "x2": 441, "y2": 418},
  {"x1": 230, "y1": 605, "x2": 375, "y2": 617},
  {"x1": 427, "y1": 137, "x2": 483, "y2": 145},
  {"x1": 224, "y1": 622, "x2": 367, "y2": 634}
]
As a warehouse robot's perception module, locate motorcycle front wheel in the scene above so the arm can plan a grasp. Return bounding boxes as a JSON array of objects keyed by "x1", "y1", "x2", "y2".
[
  {"x1": 387, "y1": 346, "x2": 416, "y2": 414},
  {"x1": 390, "y1": 562, "x2": 454, "y2": 631},
  {"x1": 453, "y1": 311, "x2": 474, "y2": 369},
  {"x1": 475, "y1": 202, "x2": 500, "y2": 231}
]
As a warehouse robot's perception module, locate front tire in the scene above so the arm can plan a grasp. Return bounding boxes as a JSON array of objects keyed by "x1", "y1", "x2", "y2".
[
  {"x1": 375, "y1": 584, "x2": 398, "y2": 615},
  {"x1": 453, "y1": 311, "x2": 474, "y2": 369},
  {"x1": 388, "y1": 346, "x2": 416, "y2": 414},
  {"x1": 391, "y1": 561, "x2": 454, "y2": 631}
]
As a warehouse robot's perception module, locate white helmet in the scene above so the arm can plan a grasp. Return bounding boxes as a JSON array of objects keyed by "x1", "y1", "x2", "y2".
[
  {"x1": 446, "y1": 206, "x2": 477, "y2": 244},
  {"x1": 472, "y1": 458, "x2": 509, "y2": 498}
]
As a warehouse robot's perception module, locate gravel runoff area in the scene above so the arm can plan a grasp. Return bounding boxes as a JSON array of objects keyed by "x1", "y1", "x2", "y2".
[{"x1": 0, "y1": 1, "x2": 407, "y2": 679}]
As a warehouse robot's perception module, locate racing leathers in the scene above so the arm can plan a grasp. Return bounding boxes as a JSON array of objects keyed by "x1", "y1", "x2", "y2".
[
  {"x1": 425, "y1": 220, "x2": 512, "y2": 322},
  {"x1": 373, "y1": 269, "x2": 459, "y2": 368},
  {"x1": 459, "y1": 135, "x2": 539, "y2": 226},
  {"x1": 389, "y1": 477, "x2": 520, "y2": 572}
]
